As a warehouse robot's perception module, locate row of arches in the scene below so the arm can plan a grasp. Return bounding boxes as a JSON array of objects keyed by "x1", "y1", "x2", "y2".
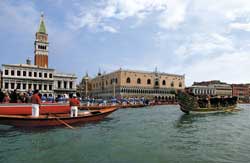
[
  {"x1": 120, "y1": 87, "x2": 173, "y2": 94},
  {"x1": 93, "y1": 78, "x2": 118, "y2": 88},
  {"x1": 38, "y1": 45, "x2": 47, "y2": 50},
  {"x1": 126, "y1": 77, "x2": 182, "y2": 87},
  {"x1": 154, "y1": 96, "x2": 176, "y2": 101}
]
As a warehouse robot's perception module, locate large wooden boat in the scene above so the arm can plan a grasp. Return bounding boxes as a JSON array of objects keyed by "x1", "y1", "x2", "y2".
[
  {"x1": 0, "y1": 107, "x2": 117, "y2": 127},
  {"x1": 177, "y1": 92, "x2": 238, "y2": 114},
  {"x1": 0, "y1": 103, "x2": 70, "y2": 115}
]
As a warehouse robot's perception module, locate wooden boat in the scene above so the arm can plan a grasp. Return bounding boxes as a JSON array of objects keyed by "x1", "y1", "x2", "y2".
[
  {"x1": 78, "y1": 105, "x2": 116, "y2": 110},
  {"x1": 0, "y1": 107, "x2": 117, "y2": 127},
  {"x1": 0, "y1": 103, "x2": 70, "y2": 115},
  {"x1": 177, "y1": 92, "x2": 238, "y2": 114},
  {"x1": 79, "y1": 103, "x2": 146, "y2": 110},
  {"x1": 118, "y1": 103, "x2": 146, "y2": 109}
]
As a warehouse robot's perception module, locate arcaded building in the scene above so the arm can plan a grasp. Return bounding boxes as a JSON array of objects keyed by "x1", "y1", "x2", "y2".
[
  {"x1": 90, "y1": 69, "x2": 185, "y2": 99},
  {"x1": 1, "y1": 14, "x2": 77, "y2": 97},
  {"x1": 189, "y1": 80, "x2": 232, "y2": 97}
]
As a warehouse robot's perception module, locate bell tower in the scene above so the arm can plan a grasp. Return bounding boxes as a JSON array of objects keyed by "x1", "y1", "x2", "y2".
[{"x1": 34, "y1": 13, "x2": 49, "y2": 68}]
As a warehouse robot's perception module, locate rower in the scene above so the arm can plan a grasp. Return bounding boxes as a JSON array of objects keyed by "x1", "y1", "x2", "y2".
[
  {"x1": 31, "y1": 90, "x2": 41, "y2": 117},
  {"x1": 69, "y1": 94, "x2": 80, "y2": 117}
]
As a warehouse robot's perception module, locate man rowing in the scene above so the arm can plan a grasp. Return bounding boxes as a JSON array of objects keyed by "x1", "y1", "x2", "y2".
[{"x1": 69, "y1": 94, "x2": 80, "y2": 117}]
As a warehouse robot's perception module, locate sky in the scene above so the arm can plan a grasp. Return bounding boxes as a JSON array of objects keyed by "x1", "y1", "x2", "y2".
[{"x1": 1, "y1": 0, "x2": 250, "y2": 86}]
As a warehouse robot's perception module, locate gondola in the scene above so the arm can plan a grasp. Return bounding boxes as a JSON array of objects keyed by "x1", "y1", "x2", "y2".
[{"x1": 0, "y1": 107, "x2": 117, "y2": 127}]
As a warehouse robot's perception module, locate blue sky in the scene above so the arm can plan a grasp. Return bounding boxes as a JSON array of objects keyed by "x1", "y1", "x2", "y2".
[{"x1": 1, "y1": 0, "x2": 250, "y2": 86}]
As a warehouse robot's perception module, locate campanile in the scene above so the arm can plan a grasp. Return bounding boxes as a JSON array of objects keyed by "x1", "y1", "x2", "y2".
[{"x1": 34, "y1": 13, "x2": 49, "y2": 68}]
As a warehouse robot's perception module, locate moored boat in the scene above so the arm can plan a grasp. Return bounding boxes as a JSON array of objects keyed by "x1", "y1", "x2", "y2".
[
  {"x1": 0, "y1": 107, "x2": 117, "y2": 127},
  {"x1": 177, "y1": 91, "x2": 238, "y2": 114},
  {"x1": 0, "y1": 103, "x2": 70, "y2": 115}
]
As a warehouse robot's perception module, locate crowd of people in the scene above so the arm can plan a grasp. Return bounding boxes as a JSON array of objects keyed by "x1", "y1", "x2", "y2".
[
  {"x1": 0, "y1": 89, "x2": 65, "y2": 104},
  {"x1": 0, "y1": 89, "x2": 33, "y2": 103}
]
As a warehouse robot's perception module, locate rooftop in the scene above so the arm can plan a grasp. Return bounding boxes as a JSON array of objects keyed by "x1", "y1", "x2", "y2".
[{"x1": 94, "y1": 68, "x2": 185, "y2": 78}]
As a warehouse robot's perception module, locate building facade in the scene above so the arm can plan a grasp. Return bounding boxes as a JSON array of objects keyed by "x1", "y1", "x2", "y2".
[
  {"x1": 189, "y1": 80, "x2": 232, "y2": 97},
  {"x1": 232, "y1": 84, "x2": 249, "y2": 101},
  {"x1": 1, "y1": 63, "x2": 54, "y2": 96},
  {"x1": 77, "y1": 74, "x2": 92, "y2": 98},
  {"x1": 1, "y1": 13, "x2": 77, "y2": 97},
  {"x1": 186, "y1": 85, "x2": 216, "y2": 96},
  {"x1": 90, "y1": 69, "x2": 185, "y2": 100},
  {"x1": 53, "y1": 73, "x2": 77, "y2": 97}
]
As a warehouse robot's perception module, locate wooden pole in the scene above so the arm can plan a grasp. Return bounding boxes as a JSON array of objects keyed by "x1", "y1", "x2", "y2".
[
  {"x1": 39, "y1": 106, "x2": 75, "y2": 129},
  {"x1": 55, "y1": 117, "x2": 75, "y2": 129}
]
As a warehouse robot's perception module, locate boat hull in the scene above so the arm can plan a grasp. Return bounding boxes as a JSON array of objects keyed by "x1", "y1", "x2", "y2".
[
  {"x1": 0, "y1": 103, "x2": 70, "y2": 115},
  {"x1": 179, "y1": 105, "x2": 237, "y2": 114},
  {"x1": 0, "y1": 107, "x2": 117, "y2": 127}
]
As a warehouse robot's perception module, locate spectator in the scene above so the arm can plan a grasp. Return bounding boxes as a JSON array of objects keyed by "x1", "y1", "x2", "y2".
[
  {"x1": 3, "y1": 93, "x2": 10, "y2": 103},
  {"x1": 10, "y1": 89, "x2": 18, "y2": 103},
  {"x1": 0, "y1": 89, "x2": 4, "y2": 103}
]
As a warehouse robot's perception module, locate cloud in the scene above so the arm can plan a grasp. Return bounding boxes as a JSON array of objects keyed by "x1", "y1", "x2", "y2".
[
  {"x1": 175, "y1": 33, "x2": 234, "y2": 59},
  {"x1": 158, "y1": 0, "x2": 187, "y2": 29},
  {"x1": 0, "y1": 1, "x2": 39, "y2": 33},
  {"x1": 230, "y1": 23, "x2": 250, "y2": 32},
  {"x1": 184, "y1": 51, "x2": 250, "y2": 85},
  {"x1": 102, "y1": 25, "x2": 118, "y2": 33},
  {"x1": 68, "y1": 0, "x2": 188, "y2": 32}
]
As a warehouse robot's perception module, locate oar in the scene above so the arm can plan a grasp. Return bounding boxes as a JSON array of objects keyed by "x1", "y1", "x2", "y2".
[
  {"x1": 39, "y1": 105, "x2": 75, "y2": 129},
  {"x1": 55, "y1": 117, "x2": 75, "y2": 129}
]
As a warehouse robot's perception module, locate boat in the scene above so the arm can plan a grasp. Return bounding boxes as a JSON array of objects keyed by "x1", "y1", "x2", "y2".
[
  {"x1": 177, "y1": 91, "x2": 238, "y2": 114},
  {"x1": 0, "y1": 107, "x2": 117, "y2": 127},
  {"x1": 79, "y1": 103, "x2": 146, "y2": 110},
  {"x1": 0, "y1": 103, "x2": 70, "y2": 115},
  {"x1": 78, "y1": 105, "x2": 116, "y2": 110}
]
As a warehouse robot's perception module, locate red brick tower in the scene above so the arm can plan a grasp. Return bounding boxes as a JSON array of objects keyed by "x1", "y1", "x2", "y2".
[{"x1": 34, "y1": 13, "x2": 49, "y2": 68}]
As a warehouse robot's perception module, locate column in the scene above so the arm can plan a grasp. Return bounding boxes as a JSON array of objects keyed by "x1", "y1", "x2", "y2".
[{"x1": 67, "y1": 81, "x2": 69, "y2": 89}]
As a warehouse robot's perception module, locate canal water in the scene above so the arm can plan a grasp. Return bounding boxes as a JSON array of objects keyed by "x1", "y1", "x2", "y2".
[{"x1": 0, "y1": 105, "x2": 250, "y2": 163}]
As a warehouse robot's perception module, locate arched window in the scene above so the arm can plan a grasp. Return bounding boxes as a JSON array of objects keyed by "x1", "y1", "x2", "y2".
[
  {"x1": 106, "y1": 80, "x2": 108, "y2": 85},
  {"x1": 179, "y1": 82, "x2": 182, "y2": 87},
  {"x1": 155, "y1": 81, "x2": 159, "y2": 86},
  {"x1": 162, "y1": 80, "x2": 166, "y2": 85},
  {"x1": 126, "y1": 77, "x2": 131, "y2": 83},
  {"x1": 171, "y1": 81, "x2": 174, "y2": 87},
  {"x1": 147, "y1": 79, "x2": 151, "y2": 85},
  {"x1": 137, "y1": 78, "x2": 141, "y2": 84}
]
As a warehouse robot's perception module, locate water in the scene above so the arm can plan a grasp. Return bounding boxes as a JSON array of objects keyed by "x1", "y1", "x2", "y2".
[{"x1": 0, "y1": 105, "x2": 250, "y2": 163}]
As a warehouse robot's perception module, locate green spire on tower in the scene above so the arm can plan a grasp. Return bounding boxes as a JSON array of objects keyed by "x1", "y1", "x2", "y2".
[{"x1": 38, "y1": 12, "x2": 46, "y2": 34}]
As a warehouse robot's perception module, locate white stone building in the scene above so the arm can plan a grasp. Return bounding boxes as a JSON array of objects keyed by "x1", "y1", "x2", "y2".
[{"x1": 0, "y1": 13, "x2": 77, "y2": 97}]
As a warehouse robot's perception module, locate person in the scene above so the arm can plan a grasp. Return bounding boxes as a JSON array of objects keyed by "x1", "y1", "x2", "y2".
[
  {"x1": 10, "y1": 89, "x2": 18, "y2": 103},
  {"x1": 0, "y1": 89, "x2": 4, "y2": 103},
  {"x1": 27, "y1": 89, "x2": 33, "y2": 103},
  {"x1": 69, "y1": 94, "x2": 80, "y2": 117},
  {"x1": 21, "y1": 93, "x2": 28, "y2": 103},
  {"x1": 31, "y1": 90, "x2": 41, "y2": 117},
  {"x1": 3, "y1": 93, "x2": 10, "y2": 103}
]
